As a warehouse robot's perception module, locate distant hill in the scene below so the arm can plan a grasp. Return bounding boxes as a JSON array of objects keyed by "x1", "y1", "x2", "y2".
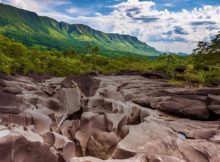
[
  {"x1": 177, "y1": 52, "x2": 189, "y2": 56},
  {"x1": 0, "y1": 3, "x2": 161, "y2": 56}
]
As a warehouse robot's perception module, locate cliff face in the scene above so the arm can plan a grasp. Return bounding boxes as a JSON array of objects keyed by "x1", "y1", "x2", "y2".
[
  {"x1": 0, "y1": 3, "x2": 161, "y2": 56},
  {"x1": 0, "y1": 73, "x2": 220, "y2": 162}
]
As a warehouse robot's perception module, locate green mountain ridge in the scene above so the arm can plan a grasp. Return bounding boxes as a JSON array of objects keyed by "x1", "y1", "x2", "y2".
[{"x1": 0, "y1": 3, "x2": 161, "y2": 56}]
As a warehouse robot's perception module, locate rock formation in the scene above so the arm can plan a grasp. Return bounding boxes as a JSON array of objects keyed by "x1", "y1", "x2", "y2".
[{"x1": 0, "y1": 74, "x2": 220, "y2": 162}]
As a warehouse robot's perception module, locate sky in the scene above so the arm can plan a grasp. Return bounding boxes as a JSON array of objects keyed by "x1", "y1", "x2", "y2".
[{"x1": 1, "y1": 0, "x2": 220, "y2": 53}]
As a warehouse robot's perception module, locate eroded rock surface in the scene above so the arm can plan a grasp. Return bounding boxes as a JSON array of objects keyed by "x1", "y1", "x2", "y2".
[{"x1": 0, "y1": 74, "x2": 220, "y2": 162}]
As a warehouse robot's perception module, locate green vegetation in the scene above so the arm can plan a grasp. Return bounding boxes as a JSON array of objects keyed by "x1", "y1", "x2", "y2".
[
  {"x1": 0, "y1": 35, "x2": 147, "y2": 75},
  {"x1": 0, "y1": 3, "x2": 220, "y2": 87},
  {"x1": 151, "y1": 54, "x2": 220, "y2": 86},
  {"x1": 0, "y1": 3, "x2": 160, "y2": 57},
  {"x1": 0, "y1": 35, "x2": 153, "y2": 75},
  {"x1": 193, "y1": 31, "x2": 220, "y2": 68},
  {"x1": 0, "y1": 34, "x2": 219, "y2": 87}
]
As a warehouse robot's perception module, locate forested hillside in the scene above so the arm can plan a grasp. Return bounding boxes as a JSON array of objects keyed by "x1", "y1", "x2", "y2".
[
  {"x1": 0, "y1": 34, "x2": 219, "y2": 87},
  {"x1": 0, "y1": 3, "x2": 160, "y2": 56}
]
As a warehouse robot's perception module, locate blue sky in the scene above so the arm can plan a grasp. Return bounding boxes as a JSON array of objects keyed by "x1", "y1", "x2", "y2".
[
  {"x1": 64, "y1": 0, "x2": 220, "y2": 14},
  {"x1": 1, "y1": 0, "x2": 220, "y2": 53}
]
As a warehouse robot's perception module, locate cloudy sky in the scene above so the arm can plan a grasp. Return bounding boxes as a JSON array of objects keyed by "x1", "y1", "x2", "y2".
[{"x1": 1, "y1": 0, "x2": 220, "y2": 53}]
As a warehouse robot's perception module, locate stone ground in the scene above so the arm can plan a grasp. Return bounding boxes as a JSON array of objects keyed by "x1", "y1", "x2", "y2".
[{"x1": 0, "y1": 74, "x2": 220, "y2": 162}]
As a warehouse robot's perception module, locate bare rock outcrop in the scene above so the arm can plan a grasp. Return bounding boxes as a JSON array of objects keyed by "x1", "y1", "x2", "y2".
[
  {"x1": 1, "y1": 74, "x2": 220, "y2": 162},
  {"x1": 61, "y1": 74, "x2": 100, "y2": 97}
]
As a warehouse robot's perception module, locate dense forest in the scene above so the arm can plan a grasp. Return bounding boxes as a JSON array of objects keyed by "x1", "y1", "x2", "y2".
[{"x1": 0, "y1": 32, "x2": 220, "y2": 86}]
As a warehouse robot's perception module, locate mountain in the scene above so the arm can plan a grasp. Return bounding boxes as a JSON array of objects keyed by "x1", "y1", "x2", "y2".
[
  {"x1": 177, "y1": 52, "x2": 188, "y2": 56},
  {"x1": 0, "y1": 3, "x2": 161, "y2": 56},
  {"x1": 166, "y1": 52, "x2": 189, "y2": 56}
]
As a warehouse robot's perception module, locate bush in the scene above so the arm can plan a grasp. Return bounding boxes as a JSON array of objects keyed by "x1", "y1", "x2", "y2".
[{"x1": 0, "y1": 53, "x2": 15, "y2": 74}]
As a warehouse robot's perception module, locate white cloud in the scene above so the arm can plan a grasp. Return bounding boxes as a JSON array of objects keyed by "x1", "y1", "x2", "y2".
[
  {"x1": 38, "y1": 11, "x2": 74, "y2": 22},
  {"x1": 2, "y1": 0, "x2": 70, "y2": 11},
  {"x1": 164, "y1": 3, "x2": 175, "y2": 7},
  {"x1": 1, "y1": 0, "x2": 72, "y2": 21},
  {"x1": 66, "y1": 6, "x2": 93, "y2": 16},
  {"x1": 68, "y1": 0, "x2": 220, "y2": 53},
  {"x1": 67, "y1": 7, "x2": 83, "y2": 14}
]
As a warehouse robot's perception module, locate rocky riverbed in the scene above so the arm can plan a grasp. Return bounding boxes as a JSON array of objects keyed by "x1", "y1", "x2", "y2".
[{"x1": 0, "y1": 73, "x2": 220, "y2": 162}]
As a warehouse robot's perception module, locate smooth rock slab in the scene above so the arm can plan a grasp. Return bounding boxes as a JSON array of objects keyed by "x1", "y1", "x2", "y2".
[{"x1": 150, "y1": 96, "x2": 209, "y2": 119}]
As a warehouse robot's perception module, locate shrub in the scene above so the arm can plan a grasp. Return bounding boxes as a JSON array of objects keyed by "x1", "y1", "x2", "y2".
[{"x1": 0, "y1": 53, "x2": 15, "y2": 74}]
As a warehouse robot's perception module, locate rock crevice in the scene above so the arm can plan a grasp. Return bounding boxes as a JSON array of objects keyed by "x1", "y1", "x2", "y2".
[{"x1": 0, "y1": 74, "x2": 220, "y2": 162}]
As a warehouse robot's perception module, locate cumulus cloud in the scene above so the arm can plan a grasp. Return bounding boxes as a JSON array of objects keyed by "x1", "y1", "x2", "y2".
[
  {"x1": 1, "y1": 0, "x2": 73, "y2": 22},
  {"x1": 2, "y1": 0, "x2": 70, "y2": 11},
  {"x1": 66, "y1": 6, "x2": 94, "y2": 16},
  {"x1": 69, "y1": 0, "x2": 220, "y2": 53}
]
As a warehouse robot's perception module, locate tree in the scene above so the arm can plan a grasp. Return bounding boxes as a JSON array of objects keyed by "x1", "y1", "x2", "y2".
[
  {"x1": 86, "y1": 44, "x2": 92, "y2": 54},
  {"x1": 192, "y1": 31, "x2": 220, "y2": 67},
  {"x1": 63, "y1": 49, "x2": 76, "y2": 57},
  {"x1": 92, "y1": 46, "x2": 99, "y2": 70},
  {"x1": 0, "y1": 53, "x2": 14, "y2": 74}
]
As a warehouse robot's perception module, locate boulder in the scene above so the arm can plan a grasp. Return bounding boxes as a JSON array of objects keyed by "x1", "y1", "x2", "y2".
[
  {"x1": 87, "y1": 132, "x2": 120, "y2": 159},
  {"x1": 86, "y1": 71, "x2": 102, "y2": 76},
  {"x1": 0, "y1": 91, "x2": 24, "y2": 107},
  {"x1": 209, "y1": 79, "x2": 220, "y2": 87},
  {"x1": 25, "y1": 109, "x2": 52, "y2": 134},
  {"x1": 101, "y1": 89, "x2": 124, "y2": 101},
  {"x1": 3, "y1": 85, "x2": 22, "y2": 95},
  {"x1": 112, "y1": 121, "x2": 181, "y2": 159},
  {"x1": 0, "y1": 106, "x2": 22, "y2": 114},
  {"x1": 0, "y1": 113, "x2": 33, "y2": 126},
  {"x1": 150, "y1": 96, "x2": 209, "y2": 119},
  {"x1": 42, "y1": 132, "x2": 72, "y2": 149},
  {"x1": 163, "y1": 119, "x2": 220, "y2": 140},
  {"x1": 208, "y1": 105, "x2": 220, "y2": 115},
  {"x1": 29, "y1": 74, "x2": 53, "y2": 83},
  {"x1": 0, "y1": 135, "x2": 58, "y2": 162},
  {"x1": 178, "y1": 139, "x2": 220, "y2": 162},
  {"x1": 142, "y1": 71, "x2": 170, "y2": 79},
  {"x1": 175, "y1": 66, "x2": 186, "y2": 73},
  {"x1": 41, "y1": 84, "x2": 59, "y2": 96},
  {"x1": 0, "y1": 73, "x2": 14, "y2": 81},
  {"x1": 105, "y1": 113, "x2": 128, "y2": 133},
  {"x1": 116, "y1": 70, "x2": 144, "y2": 76},
  {"x1": 0, "y1": 79, "x2": 7, "y2": 87},
  {"x1": 46, "y1": 98, "x2": 64, "y2": 112},
  {"x1": 208, "y1": 94, "x2": 220, "y2": 103},
  {"x1": 207, "y1": 95, "x2": 220, "y2": 115},
  {"x1": 63, "y1": 142, "x2": 76, "y2": 162},
  {"x1": 192, "y1": 88, "x2": 220, "y2": 96},
  {"x1": 61, "y1": 74, "x2": 100, "y2": 97},
  {"x1": 0, "y1": 91, "x2": 24, "y2": 114},
  {"x1": 75, "y1": 112, "x2": 107, "y2": 155},
  {"x1": 57, "y1": 85, "x2": 82, "y2": 114}
]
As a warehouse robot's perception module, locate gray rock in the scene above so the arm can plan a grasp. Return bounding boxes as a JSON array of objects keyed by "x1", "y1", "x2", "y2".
[
  {"x1": 61, "y1": 74, "x2": 100, "y2": 97},
  {"x1": 208, "y1": 105, "x2": 220, "y2": 114},
  {"x1": 0, "y1": 135, "x2": 58, "y2": 162},
  {"x1": 3, "y1": 85, "x2": 22, "y2": 95},
  {"x1": 150, "y1": 96, "x2": 209, "y2": 119},
  {"x1": 0, "y1": 73, "x2": 220, "y2": 162},
  {"x1": 58, "y1": 86, "x2": 82, "y2": 114}
]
